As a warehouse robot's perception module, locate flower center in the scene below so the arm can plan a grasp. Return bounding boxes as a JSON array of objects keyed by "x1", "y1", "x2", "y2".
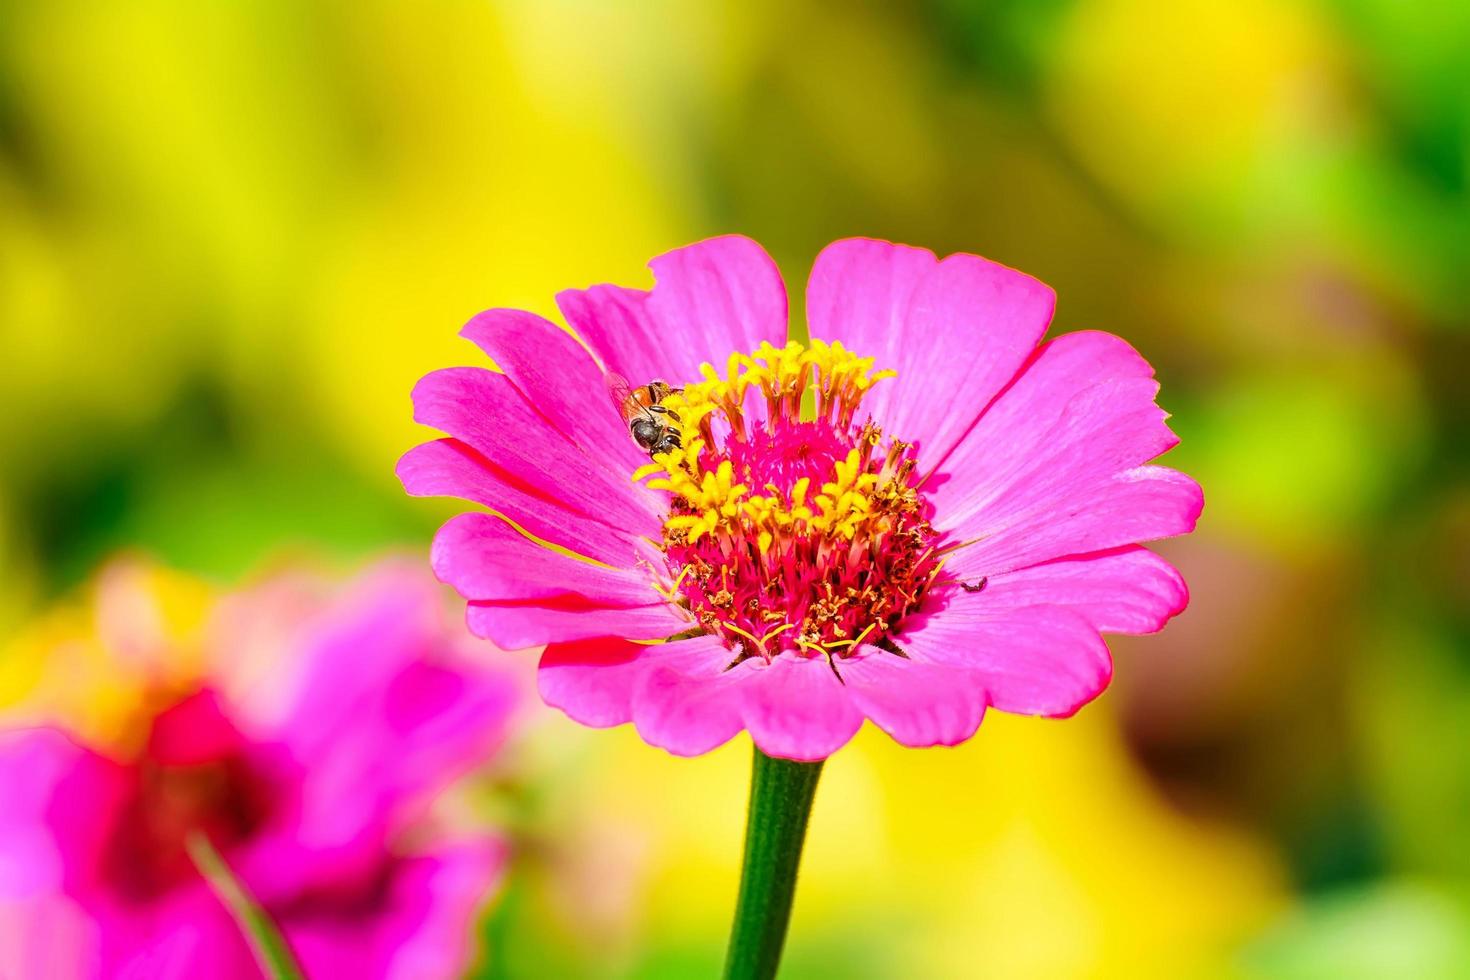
[
  {"x1": 101, "y1": 691, "x2": 276, "y2": 902},
  {"x1": 637, "y1": 341, "x2": 942, "y2": 666}
]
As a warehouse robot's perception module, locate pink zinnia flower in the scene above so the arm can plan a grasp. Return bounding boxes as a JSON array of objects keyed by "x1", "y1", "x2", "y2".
[
  {"x1": 0, "y1": 560, "x2": 518, "y2": 978},
  {"x1": 401, "y1": 236, "x2": 1201, "y2": 761}
]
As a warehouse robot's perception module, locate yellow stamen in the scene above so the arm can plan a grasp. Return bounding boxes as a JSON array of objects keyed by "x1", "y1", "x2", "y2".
[{"x1": 640, "y1": 341, "x2": 900, "y2": 546}]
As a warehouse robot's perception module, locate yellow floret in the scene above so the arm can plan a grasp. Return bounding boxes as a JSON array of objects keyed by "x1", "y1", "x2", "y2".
[{"x1": 634, "y1": 341, "x2": 899, "y2": 548}]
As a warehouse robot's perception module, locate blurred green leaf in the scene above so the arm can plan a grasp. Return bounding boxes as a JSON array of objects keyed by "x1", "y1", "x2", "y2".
[
  {"x1": 187, "y1": 831, "x2": 305, "y2": 980},
  {"x1": 1240, "y1": 881, "x2": 1470, "y2": 980}
]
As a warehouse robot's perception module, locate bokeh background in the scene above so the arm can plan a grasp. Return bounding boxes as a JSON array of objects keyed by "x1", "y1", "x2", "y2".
[{"x1": 2, "y1": 0, "x2": 1467, "y2": 976}]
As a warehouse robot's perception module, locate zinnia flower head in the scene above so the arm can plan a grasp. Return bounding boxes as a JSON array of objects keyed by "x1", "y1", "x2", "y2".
[
  {"x1": 401, "y1": 236, "x2": 1201, "y2": 761},
  {"x1": 0, "y1": 558, "x2": 518, "y2": 978}
]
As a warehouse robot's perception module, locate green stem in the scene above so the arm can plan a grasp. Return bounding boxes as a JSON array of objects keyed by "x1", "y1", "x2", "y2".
[
  {"x1": 723, "y1": 747, "x2": 825, "y2": 980},
  {"x1": 186, "y1": 831, "x2": 305, "y2": 980}
]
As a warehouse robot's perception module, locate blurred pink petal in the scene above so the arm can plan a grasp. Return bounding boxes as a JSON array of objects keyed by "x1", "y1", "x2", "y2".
[
  {"x1": 0, "y1": 893, "x2": 98, "y2": 978},
  {"x1": 0, "y1": 729, "x2": 126, "y2": 900},
  {"x1": 280, "y1": 838, "x2": 506, "y2": 980},
  {"x1": 0, "y1": 559, "x2": 518, "y2": 979}
]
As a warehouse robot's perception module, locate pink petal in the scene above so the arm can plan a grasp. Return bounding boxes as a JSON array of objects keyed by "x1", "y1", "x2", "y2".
[
  {"x1": 242, "y1": 564, "x2": 518, "y2": 894},
  {"x1": 460, "y1": 308, "x2": 647, "y2": 473},
  {"x1": 629, "y1": 637, "x2": 744, "y2": 756},
  {"x1": 397, "y1": 439, "x2": 639, "y2": 566},
  {"x1": 900, "y1": 604, "x2": 1113, "y2": 718},
  {"x1": 840, "y1": 654, "x2": 987, "y2": 747},
  {"x1": 431, "y1": 513, "x2": 659, "y2": 608},
  {"x1": 932, "y1": 330, "x2": 1201, "y2": 573},
  {"x1": 548, "y1": 637, "x2": 1016, "y2": 759},
  {"x1": 806, "y1": 238, "x2": 934, "y2": 366},
  {"x1": 538, "y1": 635, "x2": 743, "y2": 756},
  {"x1": 557, "y1": 235, "x2": 788, "y2": 386},
  {"x1": 933, "y1": 330, "x2": 1168, "y2": 517},
  {"x1": 466, "y1": 597, "x2": 689, "y2": 650},
  {"x1": 951, "y1": 545, "x2": 1189, "y2": 635},
  {"x1": 538, "y1": 638, "x2": 650, "y2": 729},
  {"x1": 410, "y1": 366, "x2": 660, "y2": 542},
  {"x1": 735, "y1": 657, "x2": 863, "y2": 762},
  {"x1": 949, "y1": 464, "x2": 1203, "y2": 577},
  {"x1": 545, "y1": 637, "x2": 872, "y2": 761},
  {"x1": 806, "y1": 237, "x2": 1054, "y2": 463}
]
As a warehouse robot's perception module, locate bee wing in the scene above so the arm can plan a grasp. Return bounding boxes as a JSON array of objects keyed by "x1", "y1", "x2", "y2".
[{"x1": 604, "y1": 371, "x2": 635, "y2": 420}]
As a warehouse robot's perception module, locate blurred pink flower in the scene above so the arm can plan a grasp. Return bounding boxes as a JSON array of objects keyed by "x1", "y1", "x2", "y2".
[
  {"x1": 400, "y1": 236, "x2": 1201, "y2": 761},
  {"x1": 0, "y1": 560, "x2": 518, "y2": 978}
]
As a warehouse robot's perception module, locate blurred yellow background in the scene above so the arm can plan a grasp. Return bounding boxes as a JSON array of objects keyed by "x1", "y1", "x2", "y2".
[{"x1": 2, "y1": 0, "x2": 1467, "y2": 976}]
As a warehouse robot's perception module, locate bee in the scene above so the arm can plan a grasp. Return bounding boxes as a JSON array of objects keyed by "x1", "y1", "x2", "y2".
[{"x1": 607, "y1": 373, "x2": 684, "y2": 456}]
